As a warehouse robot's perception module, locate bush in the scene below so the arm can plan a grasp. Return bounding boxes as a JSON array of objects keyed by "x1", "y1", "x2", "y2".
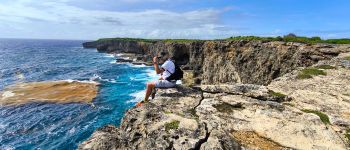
[
  {"x1": 302, "y1": 109, "x2": 330, "y2": 124},
  {"x1": 315, "y1": 65, "x2": 336, "y2": 70},
  {"x1": 226, "y1": 36, "x2": 350, "y2": 44},
  {"x1": 165, "y1": 120, "x2": 180, "y2": 131},
  {"x1": 345, "y1": 56, "x2": 350, "y2": 61},
  {"x1": 269, "y1": 90, "x2": 286, "y2": 97},
  {"x1": 297, "y1": 68, "x2": 326, "y2": 79}
]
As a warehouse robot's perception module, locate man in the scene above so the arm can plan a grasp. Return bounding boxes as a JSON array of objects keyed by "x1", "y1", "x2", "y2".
[{"x1": 137, "y1": 52, "x2": 176, "y2": 107}]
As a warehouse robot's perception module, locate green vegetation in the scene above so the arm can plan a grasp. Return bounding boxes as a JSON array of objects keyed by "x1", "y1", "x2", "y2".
[
  {"x1": 213, "y1": 102, "x2": 244, "y2": 113},
  {"x1": 96, "y1": 38, "x2": 203, "y2": 43},
  {"x1": 302, "y1": 109, "x2": 330, "y2": 124},
  {"x1": 95, "y1": 34, "x2": 350, "y2": 44},
  {"x1": 297, "y1": 68, "x2": 327, "y2": 79},
  {"x1": 226, "y1": 35, "x2": 350, "y2": 44},
  {"x1": 162, "y1": 39, "x2": 204, "y2": 43},
  {"x1": 345, "y1": 56, "x2": 350, "y2": 61},
  {"x1": 269, "y1": 90, "x2": 287, "y2": 97},
  {"x1": 345, "y1": 128, "x2": 350, "y2": 143},
  {"x1": 315, "y1": 65, "x2": 336, "y2": 70},
  {"x1": 165, "y1": 120, "x2": 180, "y2": 131},
  {"x1": 282, "y1": 102, "x2": 295, "y2": 107},
  {"x1": 97, "y1": 38, "x2": 158, "y2": 43}
]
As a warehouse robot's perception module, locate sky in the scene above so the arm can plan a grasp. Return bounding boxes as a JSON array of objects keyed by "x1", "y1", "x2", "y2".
[{"x1": 0, "y1": 0, "x2": 349, "y2": 40}]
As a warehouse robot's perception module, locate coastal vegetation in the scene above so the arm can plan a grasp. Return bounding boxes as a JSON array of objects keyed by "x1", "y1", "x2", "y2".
[
  {"x1": 96, "y1": 34, "x2": 350, "y2": 44},
  {"x1": 345, "y1": 56, "x2": 350, "y2": 61},
  {"x1": 315, "y1": 65, "x2": 336, "y2": 70},
  {"x1": 297, "y1": 68, "x2": 327, "y2": 79},
  {"x1": 302, "y1": 109, "x2": 330, "y2": 124},
  {"x1": 268, "y1": 90, "x2": 287, "y2": 97},
  {"x1": 165, "y1": 120, "x2": 180, "y2": 131}
]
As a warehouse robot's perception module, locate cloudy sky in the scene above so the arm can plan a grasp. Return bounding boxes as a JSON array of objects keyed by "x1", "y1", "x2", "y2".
[{"x1": 0, "y1": 0, "x2": 349, "y2": 40}]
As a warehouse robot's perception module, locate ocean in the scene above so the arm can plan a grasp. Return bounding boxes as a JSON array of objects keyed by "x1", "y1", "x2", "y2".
[{"x1": 0, "y1": 39, "x2": 156, "y2": 149}]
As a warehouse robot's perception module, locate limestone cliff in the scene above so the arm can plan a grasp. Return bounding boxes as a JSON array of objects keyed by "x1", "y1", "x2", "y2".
[
  {"x1": 83, "y1": 40, "x2": 349, "y2": 85},
  {"x1": 80, "y1": 39, "x2": 350, "y2": 149}
]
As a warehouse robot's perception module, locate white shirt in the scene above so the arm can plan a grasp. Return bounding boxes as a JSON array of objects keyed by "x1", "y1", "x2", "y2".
[{"x1": 161, "y1": 60, "x2": 175, "y2": 79}]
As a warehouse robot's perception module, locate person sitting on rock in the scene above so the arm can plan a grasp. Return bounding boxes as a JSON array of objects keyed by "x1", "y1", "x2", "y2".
[{"x1": 136, "y1": 51, "x2": 177, "y2": 107}]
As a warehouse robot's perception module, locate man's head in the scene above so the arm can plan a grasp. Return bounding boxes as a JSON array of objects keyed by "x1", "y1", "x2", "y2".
[{"x1": 157, "y1": 51, "x2": 169, "y2": 63}]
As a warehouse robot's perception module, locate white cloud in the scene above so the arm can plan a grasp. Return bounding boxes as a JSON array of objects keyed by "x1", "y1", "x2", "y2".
[{"x1": 0, "y1": 0, "x2": 235, "y2": 39}]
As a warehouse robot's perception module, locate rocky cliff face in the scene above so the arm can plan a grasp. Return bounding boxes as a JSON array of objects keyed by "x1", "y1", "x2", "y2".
[
  {"x1": 83, "y1": 40, "x2": 349, "y2": 85},
  {"x1": 80, "y1": 40, "x2": 350, "y2": 149}
]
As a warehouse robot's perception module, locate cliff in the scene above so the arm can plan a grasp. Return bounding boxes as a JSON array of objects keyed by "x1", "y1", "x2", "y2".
[
  {"x1": 80, "y1": 39, "x2": 350, "y2": 149},
  {"x1": 83, "y1": 39, "x2": 349, "y2": 85}
]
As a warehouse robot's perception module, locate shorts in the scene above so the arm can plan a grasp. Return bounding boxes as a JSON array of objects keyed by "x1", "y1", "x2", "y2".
[{"x1": 155, "y1": 80, "x2": 176, "y2": 88}]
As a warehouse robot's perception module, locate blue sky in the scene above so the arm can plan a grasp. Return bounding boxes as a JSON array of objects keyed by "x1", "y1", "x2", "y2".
[{"x1": 0, "y1": 0, "x2": 349, "y2": 40}]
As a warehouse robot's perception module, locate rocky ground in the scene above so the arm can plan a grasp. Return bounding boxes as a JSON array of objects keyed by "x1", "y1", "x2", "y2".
[{"x1": 79, "y1": 52, "x2": 350, "y2": 149}]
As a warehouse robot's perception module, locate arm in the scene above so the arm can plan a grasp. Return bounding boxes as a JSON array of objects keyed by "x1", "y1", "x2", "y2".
[{"x1": 153, "y1": 57, "x2": 164, "y2": 74}]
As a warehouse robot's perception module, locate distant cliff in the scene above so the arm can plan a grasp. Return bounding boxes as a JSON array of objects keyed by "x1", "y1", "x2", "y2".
[{"x1": 83, "y1": 39, "x2": 350, "y2": 85}]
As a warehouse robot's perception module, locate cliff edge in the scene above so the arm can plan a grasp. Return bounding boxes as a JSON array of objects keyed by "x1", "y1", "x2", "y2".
[{"x1": 80, "y1": 39, "x2": 350, "y2": 149}]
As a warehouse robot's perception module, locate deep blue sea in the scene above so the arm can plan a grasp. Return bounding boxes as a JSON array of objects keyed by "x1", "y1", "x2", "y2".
[{"x1": 0, "y1": 39, "x2": 156, "y2": 149}]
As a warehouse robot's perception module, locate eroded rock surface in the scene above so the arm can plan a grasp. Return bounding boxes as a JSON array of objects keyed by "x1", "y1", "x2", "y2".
[
  {"x1": 80, "y1": 52, "x2": 350, "y2": 149},
  {"x1": 83, "y1": 40, "x2": 350, "y2": 85},
  {"x1": 0, "y1": 80, "x2": 98, "y2": 106}
]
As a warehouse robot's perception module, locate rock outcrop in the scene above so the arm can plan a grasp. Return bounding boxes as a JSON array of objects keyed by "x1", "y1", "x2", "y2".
[
  {"x1": 79, "y1": 49, "x2": 350, "y2": 149},
  {"x1": 0, "y1": 80, "x2": 98, "y2": 106},
  {"x1": 83, "y1": 40, "x2": 350, "y2": 85}
]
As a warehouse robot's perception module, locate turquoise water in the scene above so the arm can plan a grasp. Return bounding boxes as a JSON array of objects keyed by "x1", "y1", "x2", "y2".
[{"x1": 0, "y1": 39, "x2": 155, "y2": 149}]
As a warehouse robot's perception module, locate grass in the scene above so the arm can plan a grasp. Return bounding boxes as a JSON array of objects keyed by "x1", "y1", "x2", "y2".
[
  {"x1": 97, "y1": 38, "x2": 158, "y2": 43},
  {"x1": 283, "y1": 102, "x2": 295, "y2": 107},
  {"x1": 315, "y1": 65, "x2": 336, "y2": 70},
  {"x1": 165, "y1": 120, "x2": 180, "y2": 131},
  {"x1": 302, "y1": 109, "x2": 330, "y2": 125},
  {"x1": 345, "y1": 128, "x2": 350, "y2": 143},
  {"x1": 226, "y1": 36, "x2": 350, "y2": 44},
  {"x1": 269, "y1": 90, "x2": 287, "y2": 97},
  {"x1": 213, "y1": 102, "x2": 244, "y2": 113},
  {"x1": 345, "y1": 56, "x2": 350, "y2": 61},
  {"x1": 94, "y1": 36, "x2": 350, "y2": 44},
  {"x1": 96, "y1": 38, "x2": 203, "y2": 43},
  {"x1": 297, "y1": 68, "x2": 327, "y2": 79}
]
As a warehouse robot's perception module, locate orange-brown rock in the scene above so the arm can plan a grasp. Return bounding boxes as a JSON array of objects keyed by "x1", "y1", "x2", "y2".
[{"x1": 0, "y1": 80, "x2": 98, "y2": 106}]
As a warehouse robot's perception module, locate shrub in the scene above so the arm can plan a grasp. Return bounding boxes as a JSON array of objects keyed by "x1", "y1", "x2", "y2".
[
  {"x1": 297, "y1": 68, "x2": 326, "y2": 79},
  {"x1": 269, "y1": 90, "x2": 286, "y2": 97},
  {"x1": 315, "y1": 65, "x2": 336, "y2": 70},
  {"x1": 345, "y1": 56, "x2": 350, "y2": 61},
  {"x1": 302, "y1": 109, "x2": 330, "y2": 124},
  {"x1": 165, "y1": 120, "x2": 180, "y2": 131}
]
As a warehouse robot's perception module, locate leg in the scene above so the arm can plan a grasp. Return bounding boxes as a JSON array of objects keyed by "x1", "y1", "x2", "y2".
[{"x1": 144, "y1": 81, "x2": 155, "y2": 101}]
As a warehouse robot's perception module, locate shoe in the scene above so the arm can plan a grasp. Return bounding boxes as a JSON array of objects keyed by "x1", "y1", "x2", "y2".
[
  {"x1": 151, "y1": 88, "x2": 157, "y2": 99},
  {"x1": 136, "y1": 100, "x2": 145, "y2": 107}
]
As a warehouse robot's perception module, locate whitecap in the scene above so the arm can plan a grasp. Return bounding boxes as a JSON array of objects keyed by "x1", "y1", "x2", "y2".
[
  {"x1": 104, "y1": 54, "x2": 115, "y2": 58},
  {"x1": 127, "y1": 90, "x2": 145, "y2": 103},
  {"x1": 62, "y1": 79, "x2": 99, "y2": 85},
  {"x1": 90, "y1": 74, "x2": 117, "y2": 83},
  {"x1": 2, "y1": 91, "x2": 15, "y2": 98}
]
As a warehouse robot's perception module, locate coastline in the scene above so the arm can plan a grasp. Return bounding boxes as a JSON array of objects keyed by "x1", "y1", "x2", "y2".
[{"x1": 79, "y1": 39, "x2": 350, "y2": 149}]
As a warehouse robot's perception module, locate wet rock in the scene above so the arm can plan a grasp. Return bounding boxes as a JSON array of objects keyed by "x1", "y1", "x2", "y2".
[{"x1": 0, "y1": 80, "x2": 98, "y2": 106}]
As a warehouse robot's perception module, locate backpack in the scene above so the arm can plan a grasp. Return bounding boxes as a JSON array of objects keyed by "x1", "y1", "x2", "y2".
[{"x1": 165, "y1": 61, "x2": 183, "y2": 81}]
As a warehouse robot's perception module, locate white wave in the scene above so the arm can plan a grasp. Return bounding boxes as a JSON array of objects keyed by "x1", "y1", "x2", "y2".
[
  {"x1": 90, "y1": 74, "x2": 117, "y2": 83},
  {"x1": 2, "y1": 91, "x2": 15, "y2": 98},
  {"x1": 129, "y1": 64, "x2": 147, "y2": 68},
  {"x1": 127, "y1": 90, "x2": 145, "y2": 103},
  {"x1": 104, "y1": 54, "x2": 115, "y2": 58},
  {"x1": 0, "y1": 123, "x2": 6, "y2": 130},
  {"x1": 63, "y1": 79, "x2": 99, "y2": 85},
  {"x1": 109, "y1": 60, "x2": 116, "y2": 64}
]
